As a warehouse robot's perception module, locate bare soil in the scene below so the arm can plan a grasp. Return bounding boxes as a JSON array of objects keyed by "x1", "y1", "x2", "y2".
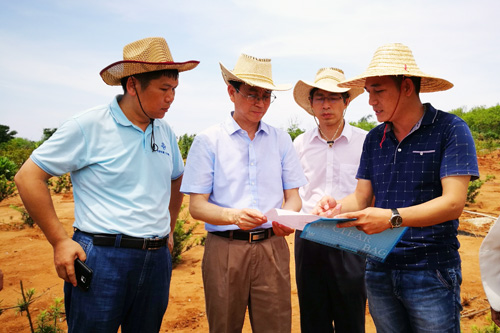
[{"x1": 1, "y1": 149, "x2": 499, "y2": 332}]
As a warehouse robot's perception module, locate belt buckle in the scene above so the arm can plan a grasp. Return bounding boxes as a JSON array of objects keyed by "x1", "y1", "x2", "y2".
[
  {"x1": 249, "y1": 230, "x2": 266, "y2": 243},
  {"x1": 143, "y1": 237, "x2": 163, "y2": 250}
]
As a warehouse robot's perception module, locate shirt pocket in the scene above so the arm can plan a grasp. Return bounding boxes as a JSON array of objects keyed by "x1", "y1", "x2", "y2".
[
  {"x1": 412, "y1": 150, "x2": 436, "y2": 156},
  {"x1": 339, "y1": 164, "x2": 359, "y2": 197}
]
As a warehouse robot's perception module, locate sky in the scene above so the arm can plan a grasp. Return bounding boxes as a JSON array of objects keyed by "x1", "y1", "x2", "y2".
[{"x1": 1, "y1": 0, "x2": 499, "y2": 141}]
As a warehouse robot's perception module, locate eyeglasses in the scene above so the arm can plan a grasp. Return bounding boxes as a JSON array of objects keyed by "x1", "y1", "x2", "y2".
[
  {"x1": 311, "y1": 95, "x2": 344, "y2": 105},
  {"x1": 236, "y1": 88, "x2": 276, "y2": 104}
]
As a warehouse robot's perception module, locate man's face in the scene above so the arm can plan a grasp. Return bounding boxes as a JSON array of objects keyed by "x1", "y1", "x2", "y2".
[
  {"x1": 310, "y1": 89, "x2": 347, "y2": 127},
  {"x1": 230, "y1": 83, "x2": 273, "y2": 126},
  {"x1": 135, "y1": 75, "x2": 178, "y2": 119},
  {"x1": 364, "y1": 76, "x2": 401, "y2": 123}
]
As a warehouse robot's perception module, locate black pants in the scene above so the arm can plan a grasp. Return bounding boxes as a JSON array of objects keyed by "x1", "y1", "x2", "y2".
[{"x1": 295, "y1": 230, "x2": 367, "y2": 333}]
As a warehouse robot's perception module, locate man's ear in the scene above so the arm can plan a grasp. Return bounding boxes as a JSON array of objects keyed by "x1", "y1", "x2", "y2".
[
  {"x1": 126, "y1": 77, "x2": 138, "y2": 96},
  {"x1": 403, "y1": 78, "x2": 414, "y2": 96},
  {"x1": 228, "y1": 84, "x2": 236, "y2": 103}
]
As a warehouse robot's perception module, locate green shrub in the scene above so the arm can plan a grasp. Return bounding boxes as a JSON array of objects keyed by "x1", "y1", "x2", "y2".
[
  {"x1": 10, "y1": 205, "x2": 35, "y2": 227},
  {"x1": 47, "y1": 174, "x2": 72, "y2": 194},
  {"x1": 467, "y1": 175, "x2": 495, "y2": 204},
  {"x1": 286, "y1": 119, "x2": 305, "y2": 142},
  {"x1": 178, "y1": 134, "x2": 196, "y2": 160},
  {"x1": 172, "y1": 204, "x2": 201, "y2": 267},
  {"x1": 470, "y1": 313, "x2": 500, "y2": 332},
  {"x1": 35, "y1": 298, "x2": 64, "y2": 333},
  {"x1": 350, "y1": 114, "x2": 378, "y2": 131},
  {"x1": 0, "y1": 137, "x2": 37, "y2": 169},
  {"x1": 0, "y1": 156, "x2": 18, "y2": 180},
  {"x1": 0, "y1": 175, "x2": 16, "y2": 202}
]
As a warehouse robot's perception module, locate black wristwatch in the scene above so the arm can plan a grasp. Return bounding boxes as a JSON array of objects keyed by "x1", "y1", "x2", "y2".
[{"x1": 389, "y1": 208, "x2": 403, "y2": 228}]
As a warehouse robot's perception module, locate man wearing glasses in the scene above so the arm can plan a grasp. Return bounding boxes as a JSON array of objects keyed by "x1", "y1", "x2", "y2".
[
  {"x1": 293, "y1": 68, "x2": 367, "y2": 332},
  {"x1": 181, "y1": 54, "x2": 306, "y2": 332}
]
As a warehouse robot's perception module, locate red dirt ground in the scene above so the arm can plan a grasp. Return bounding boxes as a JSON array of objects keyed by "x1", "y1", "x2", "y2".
[{"x1": 1, "y1": 149, "x2": 499, "y2": 332}]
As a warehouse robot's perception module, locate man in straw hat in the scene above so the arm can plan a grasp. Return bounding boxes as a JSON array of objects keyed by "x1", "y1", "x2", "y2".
[
  {"x1": 181, "y1": 53, "x2": 306, "y2": 332},
  {"x1": 293, "y1": 67, "x2": 367, "y2": 332},
  {"x1": 313, "y1": 43, "x2": 479, "y2": 332},
  {"x1": 15, "y1": 37, "x2": 199, "y2": 332}
]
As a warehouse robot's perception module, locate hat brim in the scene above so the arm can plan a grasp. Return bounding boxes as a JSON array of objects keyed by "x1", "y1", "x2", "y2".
[
  {"x1": 293, "y1": 79, "x2": 364, "y2": 115},
  {"x1": 338, "y1": 71, "x2": 453, "y2": 93},
  {"x1": 220, "y1": 62, "x2": 291, "y2": 91},
  {"x1": 100, "y1": 60, "x2": 200, "y2": 86}
]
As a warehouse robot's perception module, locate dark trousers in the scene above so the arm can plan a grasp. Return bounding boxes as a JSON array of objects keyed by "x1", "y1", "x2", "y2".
[{"x1": 295, "y1": 231, "x2": 367, "y2": 333}]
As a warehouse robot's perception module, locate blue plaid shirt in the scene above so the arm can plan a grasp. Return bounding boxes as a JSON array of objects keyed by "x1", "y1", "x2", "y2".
[{"x1": 357, "y1": 103, "x2": 479, "y2": 269}]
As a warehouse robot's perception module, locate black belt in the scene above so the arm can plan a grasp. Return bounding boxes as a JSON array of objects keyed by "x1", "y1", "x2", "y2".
[
  {"x1": 210, "y1": 228, "x2": 274, "y2": 243},
  {"x1": 76, "y1": 229, "x2": 168, "y2": 250}
]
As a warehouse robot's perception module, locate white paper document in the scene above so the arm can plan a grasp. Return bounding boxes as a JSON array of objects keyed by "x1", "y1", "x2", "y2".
[{"x1": 265, "y1": 208, "x2": 355, "y2": 231}]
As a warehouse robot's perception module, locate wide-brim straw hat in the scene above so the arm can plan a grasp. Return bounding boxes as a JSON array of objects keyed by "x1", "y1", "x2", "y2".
[
  {"x1": 338, "y1": 43, "x2": 453, "y2": 93},
  {"x1": 220, "y1": 54, "x2": 291, "y2": 91},
  {"x1": 100, "y1": 37, "x2": 200, "y2": 86},
  {"x1": 294, "y1": 67, "x2": 364, "y2": 116}
]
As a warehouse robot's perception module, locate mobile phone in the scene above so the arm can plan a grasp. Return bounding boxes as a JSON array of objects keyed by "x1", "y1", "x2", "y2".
[{"x1": 74, "y1": 258, "x2": 93, "y2": 291}]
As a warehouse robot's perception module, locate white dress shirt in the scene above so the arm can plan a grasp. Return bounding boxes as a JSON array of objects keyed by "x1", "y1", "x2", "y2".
[{"x1": 293, "y1": 122, "x2": 367, "y2": 214}]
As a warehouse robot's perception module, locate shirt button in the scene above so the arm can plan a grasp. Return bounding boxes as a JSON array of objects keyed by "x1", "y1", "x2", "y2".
[{"x1": 398, "y1": 148, "x2": 402, "y2": 152}]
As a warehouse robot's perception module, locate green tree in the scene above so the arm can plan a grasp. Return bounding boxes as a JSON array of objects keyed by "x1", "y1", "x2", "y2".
[
  {"x1": 451, "y1": 104, "x2": 500, "y2": 152},
  {"x1": 349, "y1": 115, "x2": 378, "y2": 131},
  {"x1": 178, "y1": 133, "x2": 196, "y2": 160},
  {"x1": 41, "y1": 128, "x2": 57, "y2": 143},
  {"x1": 286, "y1": 119, "x2": 305, "y2": 141},
  {"x1": 0, "y1": 137, "x2": 37, "y2": 169},
  {"x1": 0, "y1": 125, "x2": 17, "y2": 144}
]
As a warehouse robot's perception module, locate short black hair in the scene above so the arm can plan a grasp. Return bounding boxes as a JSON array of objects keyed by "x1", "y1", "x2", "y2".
[
  {"x1": 390, "y1": 75, "x2": 421, "y2": 95},
  {"x1": 120, "y1": 69, "x2": 179, "y2": 93},
  {"x1": 309, "y1": 88, "x2": 350, "y2": 103},
  {"x1": 228, "y1": 80, "x2": 243, "y2": 91}
]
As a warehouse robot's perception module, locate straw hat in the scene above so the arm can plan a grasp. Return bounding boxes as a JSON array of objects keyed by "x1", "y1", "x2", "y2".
[
  {"x1": 294, "y1": 68, "x2": 364, "y2": 115},
  {"x1": 338, "y1": 43, "x2": 453, "y2": 93},
  {"x1": 220, "y1": 54, "x2": 291, "y2": 91},
  {"x1": 100, "y1": 37, "x2": 200, "y2": 86}
]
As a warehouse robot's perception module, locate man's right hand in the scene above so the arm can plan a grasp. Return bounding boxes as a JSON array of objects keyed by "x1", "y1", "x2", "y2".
[
  {"x1": 232, "y1": 208, "x2": 267, "y2": 230},
  {"x1": 312, "y1": 196, "x2": 341, "y2": 217},
  {"x1": 53, "y1": 238, "x2": 86, "y2": 286}
]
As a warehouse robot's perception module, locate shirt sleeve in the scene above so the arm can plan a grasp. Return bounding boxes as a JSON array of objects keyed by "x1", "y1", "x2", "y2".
[
  {"x1": 180, "y1": 134, "x2": 214, "y2": 194},
  {"x1": 440, "y1": 118, "x2": 479, "y2": 180},
  {"x1": 31, "y1": 118, "x2": 88, "y2": 176},
  {"x1": 169, "y1": 128, "x2": 184, "y2": 180},
  {"x1": 280, "y1": 131, "x2": 307, "y2": 190}
]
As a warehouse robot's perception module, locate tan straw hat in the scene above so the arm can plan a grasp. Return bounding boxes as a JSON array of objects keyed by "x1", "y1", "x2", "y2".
[
  {"x1": 220, "y1": 54, "x2": 291, "y2": 91},
  {"x1": 100, "y1": 37, "x2": 200, "y2": 86},
  {"x1": 294, "y1": 68, "x2": 364, "y2": 115},
  {"x1": 338, "y1": 43, "x2": 453, "y2": 93}
]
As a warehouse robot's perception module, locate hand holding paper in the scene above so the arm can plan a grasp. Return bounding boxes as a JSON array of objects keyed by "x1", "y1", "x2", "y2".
[{"x1": 265, "y1": 208, "x2": 354, "y2": 231}]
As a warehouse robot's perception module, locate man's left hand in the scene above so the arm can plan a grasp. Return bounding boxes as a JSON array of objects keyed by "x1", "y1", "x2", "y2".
[
  {"x1": 272, "y1": 221, "x2": 294, "y2": 237},
  {"x1": 334, "y1": 207, "x2": 393, "y2": 234}
]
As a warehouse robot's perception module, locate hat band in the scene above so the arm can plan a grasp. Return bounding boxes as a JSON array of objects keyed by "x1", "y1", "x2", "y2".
[
  {"x1": 234, "y1": 73, "x2": 274, "y2": 85},
  {"x1": 315, "y1": 75, "x2": 342, "y2": 84}
]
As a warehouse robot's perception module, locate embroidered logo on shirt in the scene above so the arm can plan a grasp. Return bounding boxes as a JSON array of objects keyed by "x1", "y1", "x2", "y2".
[{"x1": 156, "y1": 142, "x2": 170, "y2": 156}]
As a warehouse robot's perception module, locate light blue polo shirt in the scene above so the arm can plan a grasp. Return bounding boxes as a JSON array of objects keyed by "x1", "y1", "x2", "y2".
[
  {"x1": 31, "y1": 95, "x2": 184, "y2": 238},
  {"x1": 180, "y1": 113, "x2": 307, "y2": 232}
]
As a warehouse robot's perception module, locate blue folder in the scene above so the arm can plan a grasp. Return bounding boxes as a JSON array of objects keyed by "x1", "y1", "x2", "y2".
[{"x1": 300, "y1": 218, "x2": 408, "y2": 262}]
